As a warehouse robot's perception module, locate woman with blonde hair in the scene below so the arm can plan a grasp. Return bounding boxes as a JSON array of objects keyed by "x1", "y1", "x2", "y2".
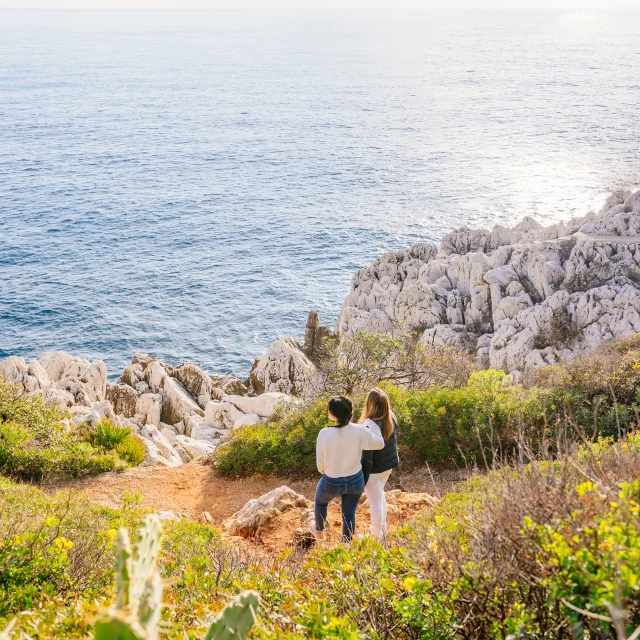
[{"x1": 359, "y1": 387, "x2": 399, "y2": 539}]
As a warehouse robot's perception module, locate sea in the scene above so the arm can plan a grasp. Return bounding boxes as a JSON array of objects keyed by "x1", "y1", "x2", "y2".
[{"x1": 1, "y1": 9, "x2": 639, "y2": 379}]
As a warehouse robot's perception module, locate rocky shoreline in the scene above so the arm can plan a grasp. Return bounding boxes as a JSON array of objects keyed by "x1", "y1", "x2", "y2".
[{"x1": 2, "y1": 187, "x2": 640, "y2": 467}]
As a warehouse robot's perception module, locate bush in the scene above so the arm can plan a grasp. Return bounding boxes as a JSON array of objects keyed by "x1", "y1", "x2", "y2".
[
  {"x1": 215, "y1": 372, "x2": 545, "y2": 475},
  {"x1": 115, "y1": 435, "x2": 146, "y2": 466},
  {"x1": 0, "y1": 478, "x2": 143, "y2": 617},
  {"x1": 87, "y1": 420, "x2": 132, "y2": 450},
  {"x1": 0, "y1": 381, "x2": 66, "y2": 446},
  {"x1": 215, "y1": 395, "x2": 335, "y2": 476},
  {"x1": 0, "y1": 379, "x2": 143, "y2": 480},
  {"x1": 4, "y1": 434, "x2": 640, "y2": 639},
  {"x1": 217, "y1": 336, "x2": 640, "y2": 476},
  {"x1": 317, "y1": 330, "x2": 474, "y2": 395}
]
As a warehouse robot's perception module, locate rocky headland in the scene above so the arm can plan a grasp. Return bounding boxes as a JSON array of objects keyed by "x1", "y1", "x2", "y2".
[{"x1": 3, "y1": 187, "x2": 640, "y2": 468}]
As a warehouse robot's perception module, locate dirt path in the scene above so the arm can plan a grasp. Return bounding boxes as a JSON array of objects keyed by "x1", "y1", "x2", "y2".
[{"x1": 46, "y1": 462, "x2": 467, "y2": 527}]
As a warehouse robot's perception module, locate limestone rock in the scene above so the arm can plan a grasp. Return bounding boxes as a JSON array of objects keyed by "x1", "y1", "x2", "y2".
[
  {"x1": 135, "y1": 393, "x2": 162, "y2": 426},
  {"x1": 29, "y1": 387, "x2": 75, "y2": 408},
  {"x1": 172, "y1": 360, "x2": 214, "y2": 404},
  {"x1": 0, "y1": 356, "x2": 51, "y2": 393},
  {"x1": 160, "y1": 377, "x2": 204, "y2": 425},
  {"x1": 210, "y1": 374, "x2": 249, "y2": 396},
  {"x1": 175, "y1": 435, "x2": 217, "y2": 459},
  {"x1": 225, "y1": 392, "x2": 293, "y2": 418},
  {"x1": 224, "y1": 486, "x2": 310, "y2": 537},
  {"x1": 140, "y1": 424, "x2": 183, "y2": 466},
  {"x1": 233, "y1": 413, "x2": 262, "y2": 429},
  {"x1": 106, "y1": 383, "x2": 139, "y2": 418},
  {"x1": 333, "y1": 187, "x2": 640, "y2": 379},
  {"x1": 303, "y1": 310, "x2": 334, "y2": 361},
  {"x1": 37, "y1": 351, "x2": 107, "y2": 403},
  {"x1": 198, "y1": 511, "x2": 215, "y2": 525},
  {"x1": 190, "y1": 425, "x2": 227, "y2": 443},
  {"x1": 203, "y1": 401, "x2": 245, "y2": 429},
  {"x1": 250, "y1": 337, "x2": 320, "y2": 396}
]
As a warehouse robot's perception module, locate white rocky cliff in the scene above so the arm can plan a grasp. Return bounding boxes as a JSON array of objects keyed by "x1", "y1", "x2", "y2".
[
  {"x1": 334, "y1": 188, "x2": 640, "y2": 382},
  {"x1": 4, "y1": 187, "x2": 640, "y2": 467}
]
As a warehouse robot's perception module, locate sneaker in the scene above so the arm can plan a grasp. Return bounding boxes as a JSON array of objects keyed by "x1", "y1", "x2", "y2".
[{"x1": 308, "y1": 520, "x2": 325, "y2": 541}]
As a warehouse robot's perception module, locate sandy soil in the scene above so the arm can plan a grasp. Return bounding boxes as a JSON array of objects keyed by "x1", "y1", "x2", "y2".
[
  {"x1": 46, "y1": 462, "x2": 467, "y2": 523},
  {"x1": 44, "y1": 462, "x2": 471, "y2": 550}
]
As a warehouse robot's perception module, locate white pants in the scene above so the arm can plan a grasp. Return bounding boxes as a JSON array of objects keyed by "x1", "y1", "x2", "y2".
[{"x1": 364, "y1": 469, "x2": 393, "y2": 539}]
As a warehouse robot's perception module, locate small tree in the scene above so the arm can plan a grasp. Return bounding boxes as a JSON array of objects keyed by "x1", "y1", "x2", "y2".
[{"x1": 317, "y1": 331, "x2": 474, "y2": 395}]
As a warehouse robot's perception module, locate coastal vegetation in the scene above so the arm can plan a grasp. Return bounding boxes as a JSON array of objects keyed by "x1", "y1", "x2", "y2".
[
  {"x1": 215, "y1": 334, "x2": 640, "y2": 477},
  {"x1": 0, "y1": 382, "x2": 144, "y2": 480},
  {"x1": 2, "y1": 426, "x2": 640, "y2": 638}
]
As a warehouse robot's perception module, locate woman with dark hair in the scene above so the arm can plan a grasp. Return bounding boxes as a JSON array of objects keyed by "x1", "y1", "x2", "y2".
[{"x1": 311, "y1": 395, "x2": 385, "y2": 542}]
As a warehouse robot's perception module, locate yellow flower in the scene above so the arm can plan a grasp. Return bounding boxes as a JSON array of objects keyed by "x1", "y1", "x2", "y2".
[{"x1": 403, "y1": 576, "x2": 418, "y2": 590}]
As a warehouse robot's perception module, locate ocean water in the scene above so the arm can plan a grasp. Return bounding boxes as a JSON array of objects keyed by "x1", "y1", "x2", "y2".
[{"x1": 1, "y1": 9, "x2": 640, "y2": 379}]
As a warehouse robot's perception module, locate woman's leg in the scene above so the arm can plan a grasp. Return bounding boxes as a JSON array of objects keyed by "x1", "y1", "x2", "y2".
[
  {"x1": 341, "y1": 492, "x2": 362, "y2": 542},
  {"x1": 314, "y1": 476, "x2": 333, "y2": 533},
  {"x1": 341, "y1": 471, "x2": 365, "y2": 542},
  {"x1": 364, "y1": 469, "x2": 393, "y2": 538}
]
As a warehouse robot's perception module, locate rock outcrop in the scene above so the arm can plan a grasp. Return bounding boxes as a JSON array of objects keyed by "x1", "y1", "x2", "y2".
[
  {"x1": 331, "y1": 187, "x2": 640, "y2": 382},
  {"x1": 303, "y1": 310, "x2": 334, "y2": 361},
  {"x1": 223, "y1": 486, "x2": 310, "y2": 537},
  {"x1": 0, "y1": 348, "x2": 293, "y2": 469},
  {"x1": 249, "y1": 337, "x2": 320, "y2": 396}
]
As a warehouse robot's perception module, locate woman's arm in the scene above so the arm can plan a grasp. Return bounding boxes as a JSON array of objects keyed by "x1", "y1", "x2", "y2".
[
  {"x1": 316, "y1": 429, "x2": 325, "y2": 474},
  {"x1": 362, "y1": 419, "x2": 385, "y2": 450}
]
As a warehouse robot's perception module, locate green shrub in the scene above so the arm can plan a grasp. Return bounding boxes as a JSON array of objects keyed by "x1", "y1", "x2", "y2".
[
  {"x1": 115, "y1": 435, "x2": 146, "y2": 466},
  {"x1": 0, "y1": 478, "x2": 143, "y2": 617},
  {"x1": 215, "y1": 371, "x2": 545, "y2": 475},
  {"x1": 0, "y1": 379, "x2": 141, "y2": 480},
  {"x1": 3, "y1": 433, "x2": 640, "y2": 638},
  {"x1": 0, "y1": 380, "x2": 67, "y2": 446},
  {"x1": 215, "y1": 395, "x2": 337, "y2": 476},
  {"x1": 88, "y1": 420, "x2": 132, "y2": 450},
  {"x1": 217, "y1": 335, "x2": 640, "y2": 476}
]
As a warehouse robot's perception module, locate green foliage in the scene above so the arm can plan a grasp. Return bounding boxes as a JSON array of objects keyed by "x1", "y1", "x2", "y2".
[
  {"x1": 4, "y1": 432, "x2": 640, "y2": 638},
  {"x1": 0, "y1": 477, "x2": 143, "y2": 618},
  {"x1": 218, "y1": 335, "x2": 640, "y2": 476},
  {"x1": 116, "y1": 436, "x2": 147, "y2": 466},
  {"x1": 0, "y1": 378, "x2": 144, "y2": 480},
  {"x1": 216, "y1": 371, "x2": 545, "y2": 475},
  {"x1": 95, "y1": 515, "x2": 259, "y2": 640},
  {"x1": 215, "y1": 395, "x2": 336, "y2": 476},
  {"x1": 0, "y1": 380, "x2": 66, "y2": 446},
  {"x1": 89, "y1": 421, "x2": 133, "y2": 450}
]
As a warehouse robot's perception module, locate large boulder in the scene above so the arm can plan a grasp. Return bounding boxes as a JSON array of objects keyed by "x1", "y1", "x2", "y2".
[
  {"x1": 0, "y1": 356, "x2": 51, "y2": 393},
  {"x1": 29, "y1": 387, "x2": 75, "y2": 409},
  {"x1": 160, "y1": 377, "x2": 204, "y2": 426},
  {"x1": 172, "y1": 360, "x2": 214, "y2": 407},
  {"x1": 135, "y1": 393, "x2": 162, "y2": 425},
  {"x1": 203, "y1": 401, "x2": 245, "y2": 429},
  {"x1": 140, "y1": 424, "x2": 183, "y2": 467},
  {"x1": 37, "y1": 351, "x2": 107, "y2": 404},
  {"x1": 225, "y1": 392, "x2": 293, "y2": 419},
  {"x1": 175, "y1": 435, "x2": 217, "y2": 460},
  {"x1": 249, "y1": 337, "x2": 320, "y2": 396},
  {"x1": 224, "y1": 486, "x2": 310, "y2": 537},
  {"x1": 106, "y1": 383, "x2": 139, "y2": 418}
]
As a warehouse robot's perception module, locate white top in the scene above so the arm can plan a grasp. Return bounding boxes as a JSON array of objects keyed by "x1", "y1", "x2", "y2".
[{"x1": 316, "y1": 419, "x2": 385, "y2": 478}]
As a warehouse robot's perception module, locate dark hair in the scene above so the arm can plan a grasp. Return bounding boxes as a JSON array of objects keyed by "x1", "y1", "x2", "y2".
[{"x1": 328, "y1": 396, "x2": 353, "y2": 427}]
